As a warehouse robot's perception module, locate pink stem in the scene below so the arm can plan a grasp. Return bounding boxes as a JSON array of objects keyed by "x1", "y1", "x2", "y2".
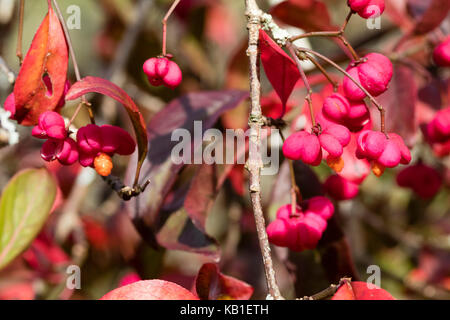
[{"x1": 162, "y1": 0, "x2": 181, "y2": 56}]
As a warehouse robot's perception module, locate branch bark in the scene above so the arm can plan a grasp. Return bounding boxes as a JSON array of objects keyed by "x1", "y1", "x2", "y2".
[{"x1": 245, "y1": 0, "x2": 282, "y2": 300}]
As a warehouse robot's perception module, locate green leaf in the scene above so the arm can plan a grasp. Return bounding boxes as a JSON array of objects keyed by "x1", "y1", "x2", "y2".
[{"x1": 0, "y1": 168, "x2": 57, "y2": 270}]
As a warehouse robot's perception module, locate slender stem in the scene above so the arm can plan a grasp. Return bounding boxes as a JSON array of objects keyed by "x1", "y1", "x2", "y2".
[
  {"x1": 296, "y1": 45, "x2": 386, "y2": 134},
  {"x1": 290, "y1": 11, "x2": 352, "y2": 42},
  {"x1": 300, "y1": 278, "x2": 351, "y2": 300},
  {"x1": 245, "y1": 0, "x2": 283, "y2": 300},
  {"x1": 288, "y1": 160, "x2": 301, "y2": 215},
  {"x1": 290, "y1": 31, "x2": 342, "y2": 42},
  {"x1": 305, "y1": 54, "x2": 339, "y2": 91},
  {"x1": 338, "y1": 35, "x2": 360, "y2": 60},
  {"x1": 289, "y1": 11, "x2": 358, "y2": 61},
  {"x1": 279, "y1": 131, "x2": 302, "y2": 215},
  {"x1": 290, "y1": 32, "x2": 359, "y2": 62},
  {"x1": 286, "y1": 42, "x2": 316, "y2": 127},
  {"x1": 162, "y1": 0, "x2": 181, "y2": 56},
  {"x1": 16, "y1": 0, "x2": 25, "y2": 65},
  {"x1": 51, "y1": 0, "x2": 95, "y2": 125},
  {"x1": 341, "y1": 11, "x2": 353, "y2": 32}
]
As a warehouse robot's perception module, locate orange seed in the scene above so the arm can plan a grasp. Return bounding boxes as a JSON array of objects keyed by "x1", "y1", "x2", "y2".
[{"x1": 94, "y1": 153, "x2": 113, "y2": 177}]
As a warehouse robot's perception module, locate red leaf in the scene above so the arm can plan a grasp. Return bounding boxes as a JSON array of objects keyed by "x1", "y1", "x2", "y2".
[
  {"x1": 385, "y1": 0, "x2": 414, "y2": 31},
  {"x1": 100, "y1": 280, "x2": 199, "y2": 300},
  {"x1": 332, "y1": 281, "x2": 395, "y2": 300},
  {"x1": 195, "y1": 263, "x2": 254, "y2": 300},
  {"x1": 126, "y1": 90, "x2": 248, "y2": 255},
  {"x1": 376, "y1": 65, "x2": 418, "y2": 147},
  {"x1": 65, "y1": 76, "x2": 148, "y2": 185},
  {"x1": 13, "y1": 3, "x2": 68, "y2": 126},
  {"x1": 407, "y1": 0, "x2": 450, "y2": 34},
  {"x1": 270, "y1": 0, "x2": 335, "y2": 32},
  {"x1": 183, "y1": 164, "x2": 218, "y2": 230},
  {"x1": 259, "y1": 30, "x2": 300, "y2": 117}
]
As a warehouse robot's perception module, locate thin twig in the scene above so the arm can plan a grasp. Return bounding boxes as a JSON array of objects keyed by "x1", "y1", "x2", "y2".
[
  {"x1": 305, "y1": 54, "x2": 339, "y2": 91},
  {"x1": 279, "y1": 131, "x2": 302, "y2": 215},
  {"x1": 295, "y1": 45, "x2": 386, "y2": 134},
  {"x1": 245, "y1": 0, "x2": 283, "y2": 300},
  {"x1": 289, "y1": 10, "x2": 358, "y2": 60},
  {"x1": 286, "y1": 42, "x2": 316, "y2": 127},
  {"x1": 51, "y1": 0, "x2": 95, "y2": 125},
  {"x1": 341, "y1": 11, "x2": 353, "y2": 32},
  {"x1": 162, "y1": 0, "x2": 181, "y2": 56},
  {"x1": 299, "y1": 278, "x2": 352, "y2": 300},
  {"x1": 101, "y1": 175, "x2": 150, "y2": 201}
]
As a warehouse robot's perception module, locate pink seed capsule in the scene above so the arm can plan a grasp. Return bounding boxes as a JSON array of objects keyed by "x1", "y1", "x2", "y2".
[
  {"x1": 143, "y1": 57, "x2": 182, "y2": 89},
  {"x1": 324, "y1": 175, "x2": 359, "y2": 201},
  {"x1": 433, "y1": 37, "x2": 450, "y2": 67},
  {"x1": 32, "y1": 111, "x2": 67, "y2": 140},
  {"x1": 356, "y1": 130, "x2": 411, "y2": 176},
  {"x1": 267, "y1": 200, "x2": 334, "y2": 252},
  {"x1": 348, "y1": 0, "x2": 385, "y2": 19},
  {"x1": 322, "y1": 93, "x2": 350, "y2": 122},
  {"x1": 396, "y1": 163, "x2": 442, "y2": 199},
  {"x1": 343, "y1": 53, "x2": 393, "y2": 100}
]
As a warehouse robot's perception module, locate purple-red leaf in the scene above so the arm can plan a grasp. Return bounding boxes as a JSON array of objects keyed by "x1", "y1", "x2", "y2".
[
  {"x1": 407, "y1": 0, "x2": 450, "y2": 34},
  {"x1": 126, "y1": 90, "x2": 248, "y2": 256},
  {"x1": 376, "y1": 65, "x2": 418, "y2": 147},
  {"x1": 184, "y1": 164, "x2": 218, "y2": 230},
  {"x1": 13, "y1": 3, "x2": 68, "y2": 126},
  {"x1": 65, "y1": 76, "x2": 148, "y2": 185},
  {"x1": 259, "y1": 30, "x2": 300, "y2": 117},
  {"x1": 195, "y1": 263, "x2": 254, "y2": 300},
  {"x1": 270, "y1": 0, "x2": 335, "y2": 32}
]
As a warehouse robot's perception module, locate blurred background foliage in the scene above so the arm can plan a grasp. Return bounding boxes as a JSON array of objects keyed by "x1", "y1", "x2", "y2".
[{"x1": 0, "y1": 0, "x2": 448, "y2": 300}]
